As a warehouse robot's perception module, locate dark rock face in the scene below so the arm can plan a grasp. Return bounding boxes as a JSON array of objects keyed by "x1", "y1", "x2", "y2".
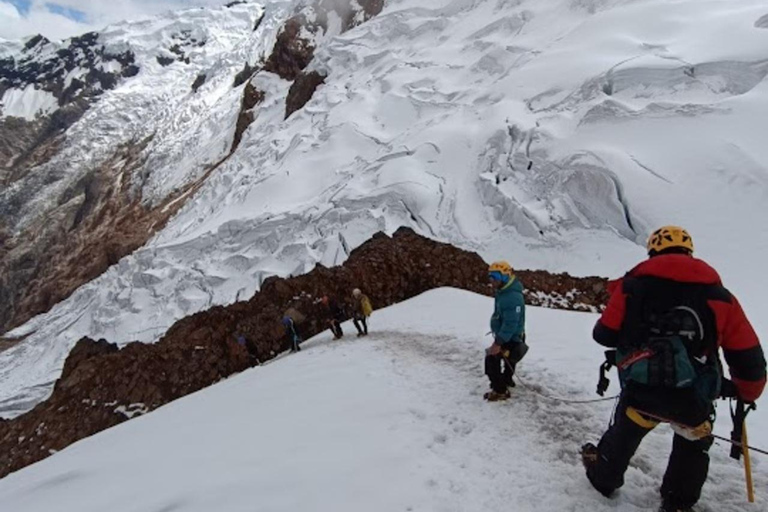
[
  {"x1": 231, "y1": 82, "x2": 266, "y2": 152},
  {"x1": 0, "y1": 32, "x2": 138, "y2": 108},
  {"x1": 192, "y1": 73, "x2": 207, "y2": 92},
  {"x1": 162, "y1": 30, "x2": 206, "y2": 66},
  {"x1": 0, "y1": 138, "x2": 211, "y2": 334},
  {"x1": 0, "y1": 27, "x2": 215, "y2": 333},
  {"x1": 285, "y1": 70, "x2": 326, "y2": 119},
  {"x1": 0, "y1": 32, "x2": 140, "y2": 182},
  {"x1": 0, "y1": 228, "x2": 608, "y2": 478},
  {"x1": 263, "y1": 0, "x2": 386, "y2": 116},
  {"x1": 263, "y1": 17, "x2": 315, "y2": 81}
]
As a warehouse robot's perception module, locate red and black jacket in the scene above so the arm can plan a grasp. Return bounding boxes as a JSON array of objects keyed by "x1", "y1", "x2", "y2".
[{"x1": 594, "y1": 254, "x2": 766, "y2": 402}]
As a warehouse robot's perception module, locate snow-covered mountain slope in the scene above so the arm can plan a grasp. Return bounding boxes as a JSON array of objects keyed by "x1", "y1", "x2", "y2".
[
  {"x1": 0, "y1": 1, "x2": 274, "y2": 189},
  {"x1": 0, "y1": 289, "x2": 764, "y2": 511},
  {"x1": 2, "y1": 0, "x2": 768, "y2": 419},
  {"x1": 0, "y1": 1, "x2": 284, "y2": 338}
]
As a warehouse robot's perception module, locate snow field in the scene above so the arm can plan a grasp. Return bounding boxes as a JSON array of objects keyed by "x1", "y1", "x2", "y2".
[{"x1": 0, "y1": 289, "x2": 764, "y2": 511}]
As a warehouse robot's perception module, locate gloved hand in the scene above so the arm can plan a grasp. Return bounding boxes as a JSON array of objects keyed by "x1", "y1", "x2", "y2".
[{"x1": 720, "y1": 378, "x2": 739, "y2": 399}]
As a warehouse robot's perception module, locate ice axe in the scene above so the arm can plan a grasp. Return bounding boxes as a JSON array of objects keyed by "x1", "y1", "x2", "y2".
[{"x1": 730, "y1": 399, "x2": 756, "y2": 503}]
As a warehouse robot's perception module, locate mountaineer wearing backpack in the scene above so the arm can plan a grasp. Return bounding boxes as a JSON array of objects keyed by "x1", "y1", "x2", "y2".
[
  {"x1": 484, "y1": 261, "x2": 528, "y2": 402},
  {"x1": 351, "y1": 288, "x2": 373, "y2": 337},
  {"x1": 581, "y1": 226, "x2": 766, "y2": 512}
]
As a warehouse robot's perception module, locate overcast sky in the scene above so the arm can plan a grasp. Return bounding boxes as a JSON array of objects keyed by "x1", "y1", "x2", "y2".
[{"x1": 0, "y1": 0, "x2": 233, "y2": 42}]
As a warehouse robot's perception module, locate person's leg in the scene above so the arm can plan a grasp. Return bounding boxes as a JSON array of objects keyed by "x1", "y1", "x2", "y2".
[
  {"x1": 336, "y1": 320, "x2": 344, "y2": 337},
  {"x1": 502, "y1": 358, "x2": 515, "y2": 388},
  {"x1": 353, "y1": 317, "x2": 363, "y2": 335},
  {"x1": 584, "y1": 400, "x2": 655, "y2": 496},
  {"x1": 362, "y1": 317, "x2": 368, "y2": 335},
  {"x1": 502, "y1": 341, "x2": 528, "y2": 386},
  {"x1": 660, "y1": 433, "x2": 713, "y2": 509},
  {"x1": 484, "y1": 353, "x2": 507, "y2": 393},
  {"x1": 329, "y1": 321, "x2": 340, "y2": 339}
]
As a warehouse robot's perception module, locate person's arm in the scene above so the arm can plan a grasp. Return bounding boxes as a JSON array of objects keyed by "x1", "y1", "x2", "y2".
[
  {"x1": 593, "y1": 279, "x2": 626, "y2": 348},
  {"x1": 717, "y1": 295, "x2": 766, "y2": 402}
]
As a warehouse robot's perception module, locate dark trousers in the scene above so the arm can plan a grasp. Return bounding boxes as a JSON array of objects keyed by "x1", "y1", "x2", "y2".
[
  {"x1": 353, "y1": 316, "x2": 368, "y2": 335},
  {"x1": 587, "y1": 396, "x2": 713, "y2": 509},
  {"x1": 330, "y1": 319, "x2": 344, "y2": 338},
  {"x1": 484, "y1": 341, "x2": 528, "y2": 393},
  {"x1": 285, "y1": 326, "x2": 301, "y2": 352}
]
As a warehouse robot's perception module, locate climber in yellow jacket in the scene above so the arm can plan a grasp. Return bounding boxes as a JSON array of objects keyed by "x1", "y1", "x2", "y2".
[{"x1": 352, "y1": 288, "x2": 373, "y2": 337}]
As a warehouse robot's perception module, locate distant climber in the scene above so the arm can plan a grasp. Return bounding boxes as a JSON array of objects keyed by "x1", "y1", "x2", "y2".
[
  {"x1": 234, "y1": 332, "x2": 259, "y2": 364},
  {"x1": 581, "y1": 226, "x2": 766, "y2": 512},
  {"x1": 322, "y1": 295, "x2": 346, "y2": 339},
  {"x1": 351, "y1": 288, "x2": 373, "y2": 337},
  {"x1": 484, "y1": 261, "x2": 527, "y2": 402},
  {"x1": 282, "y1": 316, "x2": 302, "y2": 352}
]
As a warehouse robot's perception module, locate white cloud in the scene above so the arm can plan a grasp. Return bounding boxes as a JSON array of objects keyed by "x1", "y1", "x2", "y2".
[
  {"x1": 0, "y1": 0, "x2": 232, "y2": 42},
  {"x1": 0, "y1": 2, "x2": 21, "y2": 20}
]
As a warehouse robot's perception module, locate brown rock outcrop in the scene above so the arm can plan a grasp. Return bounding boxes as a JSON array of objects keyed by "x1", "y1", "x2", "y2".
[
  {"x1": 0, "y1": 228, "x2": 608, "y2": 478},
  {"x1": 285, "y1": 71, "x2": 326, "y2": 119},
  {"x1": 0, "y1": 138, "x2": 200, "y2": 333},
  {"x1": 263, "y1": 17, "x2": 315, "y2": 81},
  {"x1": 231, "y1": 81, "x2": 266, "y2": 152}
]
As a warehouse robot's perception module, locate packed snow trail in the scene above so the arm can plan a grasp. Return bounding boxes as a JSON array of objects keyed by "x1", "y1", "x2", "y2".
[{"x1": 0, "y1": 289, "x2": 763, "y2": 511}]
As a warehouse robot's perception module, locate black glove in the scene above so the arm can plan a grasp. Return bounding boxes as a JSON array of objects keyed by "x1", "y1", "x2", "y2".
[{"x1": 720, "y1": 378, "x2": 739, "y2": 399}]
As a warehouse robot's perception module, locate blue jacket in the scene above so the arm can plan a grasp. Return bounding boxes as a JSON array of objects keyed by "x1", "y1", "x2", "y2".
[{"x1": 490, "y1": 277, "x2": 526, "y2": 345}]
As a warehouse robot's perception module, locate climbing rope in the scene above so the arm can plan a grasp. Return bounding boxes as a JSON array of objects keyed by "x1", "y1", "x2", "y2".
[
  {"x1": 513, "y1": 371, "x2": 620, "y2": 404},
  {"x1": 509, "y1": 361, "x2": 768, "y2": 457}
]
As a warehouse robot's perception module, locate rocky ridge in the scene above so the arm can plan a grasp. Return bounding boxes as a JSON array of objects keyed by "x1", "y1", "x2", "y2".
[{"x1": 0, "y1": 228, "x2": 607, "y2": 478}]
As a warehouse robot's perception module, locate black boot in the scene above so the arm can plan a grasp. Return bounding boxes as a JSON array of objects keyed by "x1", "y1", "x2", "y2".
[
  {"x1": 483, "y1": 389, "x2": 510, "y2": 401},
  {"x1": 581, "y1": 443, "x2": 614, "y2": 498},
  {"x1": 658, "y1": 503, "x2": 693, "y2": 512}
]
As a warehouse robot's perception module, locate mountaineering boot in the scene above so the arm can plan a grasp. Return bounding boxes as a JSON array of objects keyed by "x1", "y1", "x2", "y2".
[
  {"x1": 658, "y1": 504, "x2": 693, "y2": 512},
  {"x1": 581, "y1": 443, "x2": 599, "y2": 470},
  {"x1": 581, "y1": 443, "x2": 615, "y2": 498},
  {"x1": 483, "y1": 389, "x2": 511, "y2": 401}
]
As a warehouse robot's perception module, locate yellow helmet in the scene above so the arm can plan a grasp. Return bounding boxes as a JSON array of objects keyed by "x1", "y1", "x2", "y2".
[
  {"x1": 488, "y1": 261, "x2": 514, "y2": 280},
  {"x1": 647, "y1": 225, "x2": 694, "y2": 255}
]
